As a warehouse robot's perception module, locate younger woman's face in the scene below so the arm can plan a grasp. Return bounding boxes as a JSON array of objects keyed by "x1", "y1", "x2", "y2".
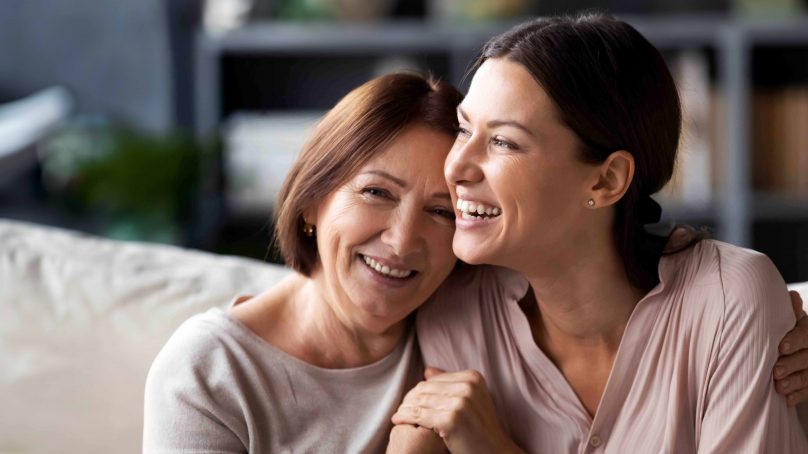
[{"x1": 445, "y1": 58, "x2": 598, "y2": 270}]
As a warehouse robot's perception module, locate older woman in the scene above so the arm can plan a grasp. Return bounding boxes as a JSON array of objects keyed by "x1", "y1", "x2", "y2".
[
  {"x1": 143, "y1": 73, "x2": 461, "y2": 452},
  {"x1": 392, "y1": 14, "x2": 808, "y2": 453}
]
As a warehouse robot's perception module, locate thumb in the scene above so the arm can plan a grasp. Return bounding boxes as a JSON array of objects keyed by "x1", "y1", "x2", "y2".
[{"x1": 424, "y1": 366, "x2": 446, "y2": 379}]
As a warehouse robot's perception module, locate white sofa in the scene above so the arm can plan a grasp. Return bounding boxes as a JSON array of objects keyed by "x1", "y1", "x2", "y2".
[{"x1": 0, "y1": 219, "x2": 806, "y2": 453}]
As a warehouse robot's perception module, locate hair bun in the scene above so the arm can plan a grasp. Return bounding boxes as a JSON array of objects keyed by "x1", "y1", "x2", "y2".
[{"x1": 639, "y1": 196, "x2": 662, "y2": 225}]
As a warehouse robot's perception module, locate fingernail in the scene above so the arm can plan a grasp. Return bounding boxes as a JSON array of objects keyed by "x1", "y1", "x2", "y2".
[
  {"x1": 776, "y1": 367, "x2": 785, "y2": 378},
  {"x1": 782, "y1": 379, "x2": 791, "y2": 390},
  {"x1": 783, "y1": 342, "x2": 792, "y2": 353}
]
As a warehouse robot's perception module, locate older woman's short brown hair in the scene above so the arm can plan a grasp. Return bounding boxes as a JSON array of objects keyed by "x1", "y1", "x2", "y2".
[{"x1": 274, "y1": 73, "x2": 463, "y2": 276}]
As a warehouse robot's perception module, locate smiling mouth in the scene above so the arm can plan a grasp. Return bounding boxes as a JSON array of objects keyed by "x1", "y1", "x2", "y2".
[
  {"x1": 456, "y1": 198, "x2": 502, "y2": 220},
  {"x1": 359, "y1": 254, "x2": 417, "y2": 279}
]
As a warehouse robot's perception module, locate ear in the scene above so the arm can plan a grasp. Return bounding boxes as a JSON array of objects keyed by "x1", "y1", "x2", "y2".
[
  {"x1": 302, "y1": 204, "x2": 318, "y2": 226},
  {"x1": 589, "y1": 150, "x2": 634, "y2": 208}
]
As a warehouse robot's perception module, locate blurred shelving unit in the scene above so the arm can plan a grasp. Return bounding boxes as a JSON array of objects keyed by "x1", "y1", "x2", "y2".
[{"x1": 194, "y1": 15, "x2": 808, "y2": 280}]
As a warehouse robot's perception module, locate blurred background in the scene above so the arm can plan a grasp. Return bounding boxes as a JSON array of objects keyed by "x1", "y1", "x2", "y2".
[{"x1": 1, "y1": 0, "x2": 807, "y2": 281}]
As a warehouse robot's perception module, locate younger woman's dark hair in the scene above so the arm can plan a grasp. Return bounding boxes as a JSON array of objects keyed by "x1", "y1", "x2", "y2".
[{"x1": 478, "y1": 13, "x2": 701, "y2": 291}]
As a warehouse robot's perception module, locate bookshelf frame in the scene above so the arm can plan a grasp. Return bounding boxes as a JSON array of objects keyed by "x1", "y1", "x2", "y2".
[{"x1": 195, "y1": 15, "x2": 808, "y2": 250}]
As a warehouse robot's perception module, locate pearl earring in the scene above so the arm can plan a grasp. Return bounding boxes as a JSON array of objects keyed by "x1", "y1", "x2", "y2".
[
  {"x1": 303, "y1": 223, "x2": 315, "y2": 237},
  {"x1": 587, "y1": 199, "x2": 595, "y2": 208}
]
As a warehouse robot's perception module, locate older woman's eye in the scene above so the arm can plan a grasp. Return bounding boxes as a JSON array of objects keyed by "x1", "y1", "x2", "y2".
[
  {"x1": 362, "y1": 187, "x2": 392, "y2": 199},
  {"x1": 432, "y1": 207, "x2": 456, "y2": 221},
  {"x1": 492, "y1": 136, "x2": 518, "y2": 150}
]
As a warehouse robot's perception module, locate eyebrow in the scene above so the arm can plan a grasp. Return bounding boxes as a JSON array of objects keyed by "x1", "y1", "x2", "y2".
[
  {"x1": 360, "y1": 170, "x2": 452, "y2": 201},
  {"x1": 361, "y1": 170, "x2": 406, "y2": 187},
  {"x1": 458, "y1": 106, "x2": 536, "y2": 138},
  {"x1": 431, "y1": 192, "x2": 452, "y2": 201}
]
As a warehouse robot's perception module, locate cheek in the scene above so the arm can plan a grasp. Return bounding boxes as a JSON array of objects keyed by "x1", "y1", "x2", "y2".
[
  {"x1": 320, "y1": 201, "x2": 380, "y2": 259},
  {"x1": 428, "y1": 228, "x2": 457, "y2": 270}
]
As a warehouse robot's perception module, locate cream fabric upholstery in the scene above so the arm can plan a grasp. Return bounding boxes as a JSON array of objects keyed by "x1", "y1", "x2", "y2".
[{"x1": 0, "y1": 220, "x2": 289, "y2": 453}]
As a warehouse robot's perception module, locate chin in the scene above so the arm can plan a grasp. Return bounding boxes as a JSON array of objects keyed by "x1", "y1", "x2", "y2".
[
  {"x1": 453, "y1": 239, "x2": 490, "y2": 265},
  {"x1": 354, "y1": 300, "x2": 409, "y2": 330}
]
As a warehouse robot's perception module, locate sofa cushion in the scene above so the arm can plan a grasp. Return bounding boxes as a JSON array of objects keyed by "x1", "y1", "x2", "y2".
[{"x1": 0, "y1": 220, "x2": 289, "y2": 453}]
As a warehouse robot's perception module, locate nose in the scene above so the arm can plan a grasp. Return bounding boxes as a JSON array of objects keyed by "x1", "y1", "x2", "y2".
[
  {"x1": 380, "y1": 204, "x2": 424, "y2": 260},
  {"x1": 444, "y1": 137, "x2": 484, "y2": 186}
]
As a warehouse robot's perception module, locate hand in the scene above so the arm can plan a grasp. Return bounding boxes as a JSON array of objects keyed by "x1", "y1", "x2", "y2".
[
  {"x1": 774, "y1": 291, "x2": 808, "y2": 406},
  {"x1": 387, "y1": 424, "x2": 447, "y2": 454},
  {"x1": 391, "y1": 368, "x2": 524, "y2": 454}
]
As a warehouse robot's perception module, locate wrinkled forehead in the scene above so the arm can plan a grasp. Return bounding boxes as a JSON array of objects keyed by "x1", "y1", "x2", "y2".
[{"x1": 354, "y1": 125, "x2": 453, "y2": 188}]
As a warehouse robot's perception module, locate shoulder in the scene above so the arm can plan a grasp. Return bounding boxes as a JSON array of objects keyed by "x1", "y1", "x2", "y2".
[
  {"x1": 146, "y1": 308, "x2": 251, "y2": 394},
  {"x1": 666, "y1": 240, "x2": 785, "y2": 297},
  {"x1": 143, "y1": 309, "x2": 254, "y2": 450},
  {"x1": 669, "y1": 240, "x2": 792, "y2": 341}
]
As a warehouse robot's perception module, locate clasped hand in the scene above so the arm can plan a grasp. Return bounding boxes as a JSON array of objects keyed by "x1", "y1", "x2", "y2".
[{"x1": 391, "y1": 367, "x2": 523, "y2": 453}]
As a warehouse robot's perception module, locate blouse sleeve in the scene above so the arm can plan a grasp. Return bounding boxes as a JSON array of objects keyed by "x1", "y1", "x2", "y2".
[
  {"x1": 698, "y1": 247, "x2": 808, "y2": 452},
  {"x1": 142, "y1": 319, "x2": 248, "y2": 454}
]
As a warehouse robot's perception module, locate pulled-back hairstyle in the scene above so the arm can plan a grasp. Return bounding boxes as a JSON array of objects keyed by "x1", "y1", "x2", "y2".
[
  {"x1": 479, "y1": 13, "x2": 693, "y2": 291},
  {"x1": 274, "y1": 73, "x2": 462, "y2": 276}
]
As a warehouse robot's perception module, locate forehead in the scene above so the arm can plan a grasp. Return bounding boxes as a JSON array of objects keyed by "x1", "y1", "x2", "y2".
[
  {"x1": 360, "y1": 125, "x2": 452, "y2": 178},
  {"x1": 463, "y1": 58, "x2": 559, "y2": 125}
]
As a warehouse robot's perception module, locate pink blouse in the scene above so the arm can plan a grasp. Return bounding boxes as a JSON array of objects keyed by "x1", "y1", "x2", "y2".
[{"x1": 417, "y1": 240, "x2": 808, "y2": 453}]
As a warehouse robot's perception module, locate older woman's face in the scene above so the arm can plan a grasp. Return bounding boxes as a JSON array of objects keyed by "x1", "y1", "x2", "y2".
[
  {"x1": 311, "y1": 124, "x2": 457, "y2": 333},
  {"x1": 445, "y1": 58, "x2": 597, "y2": 270}
]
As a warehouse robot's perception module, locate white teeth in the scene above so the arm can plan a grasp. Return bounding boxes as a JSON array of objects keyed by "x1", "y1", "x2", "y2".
[
  {"x1": 456, "y1": 199, "x2": 502, "y2": 218},
  {"x1": 362, "y1": 255, "x2": 413, "y2": 278}
]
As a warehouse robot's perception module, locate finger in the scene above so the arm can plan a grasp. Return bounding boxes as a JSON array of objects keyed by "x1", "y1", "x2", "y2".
[
  {"x1": 786, "y1": 386, "x2": 808, "y2": 407},
  {"x1": 424, "y1": 367, "x2": 446, "y2": 379},
  {"x1": 426, "y1": 369, "x2": 486, "y2": 387},
  {"x1": 774, "y1": 348, "x2": 808, "y2": 380},
  {"x1": 400, "y1": 391, "x2": 468, "y2": 415},
  {"x1": 789, "y1": 291, "x2": 804, "y2": 320},
  {"x1": 392, "y1": 405, "x2": 455, "y2": 437},
  {"x1": 776, "y1": 368, "x2": 808, "y2": 396},
  {"x1": 779, "y1": 315, "x2": 808, "y2": 354},
  {"x1": 400, "y1": 382, "x2": 477, "y2": 408}
]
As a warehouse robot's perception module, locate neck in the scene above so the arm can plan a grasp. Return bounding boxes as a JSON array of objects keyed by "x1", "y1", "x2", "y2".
[
  {"x1": 286, "y1": 273, "x2": 408, "y2": 369},
  {"x1": 521, "y1": 234, "x2": 644, "y2": 357}
]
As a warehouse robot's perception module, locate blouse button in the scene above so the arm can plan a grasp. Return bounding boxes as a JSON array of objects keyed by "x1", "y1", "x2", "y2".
[{"x1": 590, "y1": 435, "x2": 602, "y2": 447}]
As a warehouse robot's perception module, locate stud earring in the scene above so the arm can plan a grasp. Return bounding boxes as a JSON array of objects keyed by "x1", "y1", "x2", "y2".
[
  {"x1": 587, "y1": 199, "x2": 595, "y2": 208},
  {"x1": 303, "y1": 223, "x2": 315, "y2": 237}
]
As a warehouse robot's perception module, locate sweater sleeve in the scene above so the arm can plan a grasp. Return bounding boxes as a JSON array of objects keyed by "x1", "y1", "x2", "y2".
[
  {"x1": 142, "y1": 316, "x2": 248, "y2": 454},
  {"x1": 698, "y1": 247, "x2": 808, "y2": 453}
]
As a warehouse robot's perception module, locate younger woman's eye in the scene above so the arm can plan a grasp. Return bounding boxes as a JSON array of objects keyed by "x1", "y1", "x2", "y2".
[
  {"x1": 457, "y1": 126, "x2": 472, "y2": 138},
  {"x1": 492, "y1": 136, "x2": 518, "y2": 150}
]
